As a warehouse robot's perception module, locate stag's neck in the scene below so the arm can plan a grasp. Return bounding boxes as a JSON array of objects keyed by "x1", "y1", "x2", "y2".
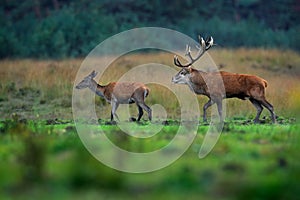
[
  {"x1": 188, "y1": 70, "x2": 208, "y2": 95},
  {"x1": 89, "y1": 79, "x2": 105, "y2": 98}
]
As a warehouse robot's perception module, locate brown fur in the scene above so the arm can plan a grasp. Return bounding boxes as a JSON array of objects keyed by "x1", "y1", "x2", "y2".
[
  {"x1": 172, "y1": 35, "x2": 276, "y2": 123},
  {"x1": 75, "y1": 71, "x2": 152, "y2": 121},
  {"x1": 97, "y1": 82, "x2": 149, "y2": 104},
  {"x1": 173, "y1": 67, "x2": 276, "y2": 123}
]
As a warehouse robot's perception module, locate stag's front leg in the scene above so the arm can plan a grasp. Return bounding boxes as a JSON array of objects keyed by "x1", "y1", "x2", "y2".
[
  {"x1": 203, "y1": 99, "x2": 214, "y2": 122},
  {"x1": 216, "y1": 100, "x2": 224, "y2": 122}
]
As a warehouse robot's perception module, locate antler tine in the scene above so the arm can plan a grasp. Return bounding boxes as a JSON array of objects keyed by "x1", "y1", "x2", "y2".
[
  {"x1": 185, "y1": 45, "x2": 193, "y2": 63},
  {"x1": 174, "y1": 55, "x2": 190, "y2": 68},
  {"x1": 193, "y1": 36, "x2": 206, "y2": 59},
  {"x1": 184, "y1": 44, "x2": 189, "y2": 56},
  {"x1": 173, "y1": 55, "x2": 180, "y2": 66},
  {"x1": 205, "y1": 36, "x2": 214, "y2": 50},
  {"x1": 173, "y1": 35, "x2": 214, "y2": 68}
]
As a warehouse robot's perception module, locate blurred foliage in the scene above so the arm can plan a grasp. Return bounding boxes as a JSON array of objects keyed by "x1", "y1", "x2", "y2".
[
  {"x1": 0, "y1": 0, "x2": 299, "y2": 58},
  {"x1": 0, "y1": 119, "x2": 299, "y2": 199}
]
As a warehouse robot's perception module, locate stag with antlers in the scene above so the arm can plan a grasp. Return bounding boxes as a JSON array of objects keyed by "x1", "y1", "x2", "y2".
[{"x1": 172, "y1": 36, "x2": 276, "y2": 123}]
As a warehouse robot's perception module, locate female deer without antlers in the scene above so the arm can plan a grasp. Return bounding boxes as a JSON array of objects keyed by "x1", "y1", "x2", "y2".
[
  {"x1": 75, "y1": 71, "x2": 152, "y2": 122},
  {"x1": 172, "y1": 36, "x2": 276, "y2": 123}
]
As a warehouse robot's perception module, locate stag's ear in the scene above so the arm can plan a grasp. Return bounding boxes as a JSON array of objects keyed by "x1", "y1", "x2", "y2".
[{"x1": 187, "y1": 66, "x2": 193, "y2": 73}]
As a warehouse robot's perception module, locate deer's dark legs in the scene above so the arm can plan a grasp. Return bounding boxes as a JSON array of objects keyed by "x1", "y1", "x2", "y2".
[
  {"x1": 111, "y1": 101, "x2": 119, "y2": 121},
  {"x1": 249, "y1": 98, "x2": 263, "y2": 123},
  {"x1": 216, "y1": 100, "x2": 223, "y2": 122},
  {"x1": 203, "y1": 99, "x2": 214, "y2": 122},
  {"x1": 137, "y1": 105, "x2": 144, "y2": 121},
  {"x1": 260, "y1": 99, "x2": 276, "y2": 123},
  {"x1": 138, "y1": 102, "x2": 152, "y2": 121}
]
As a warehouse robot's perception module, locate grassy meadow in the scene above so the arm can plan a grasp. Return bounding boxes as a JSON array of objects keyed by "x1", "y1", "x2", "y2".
[{"x1": 0, "y1": 48, "x2": 300, "y2": 199}]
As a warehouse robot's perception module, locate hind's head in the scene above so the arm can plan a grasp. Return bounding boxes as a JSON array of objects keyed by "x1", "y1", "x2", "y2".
[{"x1": 75, "y1": 70, "x2": 98, "y2": 89}]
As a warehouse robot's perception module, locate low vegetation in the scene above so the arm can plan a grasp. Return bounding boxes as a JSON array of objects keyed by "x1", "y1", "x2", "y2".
[
  {"x1": 0, "y1": 49, "x2": 299, "y2": 120},
  {"x1": 0, "y1": 119, "x2": 299, "y2": 199}
]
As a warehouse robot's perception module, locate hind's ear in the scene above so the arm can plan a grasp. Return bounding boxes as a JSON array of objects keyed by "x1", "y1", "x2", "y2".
[{"x1": 89, "y1": 70, "x2": 98, "y2": 78}]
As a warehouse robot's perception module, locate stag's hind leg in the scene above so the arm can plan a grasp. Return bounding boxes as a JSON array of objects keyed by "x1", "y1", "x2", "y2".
[
  {"x1": 249, "y1": 98, "x2": 263, "y2": 123},
  {"x1": 260, "y1": 99, "x2": 276, "y2": 123}
]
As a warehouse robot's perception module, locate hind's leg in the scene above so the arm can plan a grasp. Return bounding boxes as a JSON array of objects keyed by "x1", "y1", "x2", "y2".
[
  {"x1": 111, "y1": 101, "x2": 119, "y2": 121},
  {"x1": 136, "y1": 105, "x2": 144, "y2": 121},
  {"x1": 138, "y1": 102, "x2": 152, "y2": 121}
]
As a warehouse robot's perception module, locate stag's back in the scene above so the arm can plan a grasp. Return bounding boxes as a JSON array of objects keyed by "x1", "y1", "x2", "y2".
[{"x1": 218, "y1": 71, "x2": 267, "y2": 99}]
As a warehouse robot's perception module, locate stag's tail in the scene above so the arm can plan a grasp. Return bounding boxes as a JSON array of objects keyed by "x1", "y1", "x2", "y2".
[{"x1": 263, "y1": 80, "x2": 268, "y2": 88}]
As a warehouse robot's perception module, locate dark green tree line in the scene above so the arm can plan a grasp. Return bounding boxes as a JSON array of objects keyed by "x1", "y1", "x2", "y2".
[{"x1": 0, "y1": 0, "x2": 299, "y2": 58}]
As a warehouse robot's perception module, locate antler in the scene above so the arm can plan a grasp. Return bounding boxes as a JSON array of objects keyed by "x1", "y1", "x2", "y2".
[{"x1": 174, "y1": 36, "x2": 214, "y2": 68}]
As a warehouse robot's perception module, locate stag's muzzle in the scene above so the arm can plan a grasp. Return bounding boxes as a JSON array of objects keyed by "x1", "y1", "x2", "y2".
[{"x1": 171, "y1": 77, "x2": 176, "y2": 83}]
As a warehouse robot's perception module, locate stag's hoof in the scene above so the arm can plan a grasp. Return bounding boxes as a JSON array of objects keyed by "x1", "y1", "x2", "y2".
[
  {"x1": 253, "y1": 119, "x2": 262, "y2": 124},
  {"x1": 253, "y1": 120, "x2": 259, "y2": 124},
  {"x1": 202, "y1": 119, "x2": 209, "y2": 125},
  {"x1": 136, "y1": 120, "x2": 147, "y2": 125}
]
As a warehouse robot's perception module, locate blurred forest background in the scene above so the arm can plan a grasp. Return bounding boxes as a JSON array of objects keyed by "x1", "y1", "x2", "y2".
[{"x1": 1, "y1": 0, "x2": 299, "y2": 59}]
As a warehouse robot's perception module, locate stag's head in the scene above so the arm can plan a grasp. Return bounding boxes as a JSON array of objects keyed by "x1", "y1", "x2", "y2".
[
  {"x1": 75, "y1": 70, "x2": 98, "y2": 89},
  {"x1": 172, "y1": 67, "x2": 193, "y2": 84},
  {"x1": 172, "y1": 36, "x2": 213, "y2": 84}
]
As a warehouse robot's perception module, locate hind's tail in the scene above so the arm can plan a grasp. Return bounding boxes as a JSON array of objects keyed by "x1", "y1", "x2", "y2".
[{"x1": 144, "y1": 88, "x2": 150, "y2": 98}]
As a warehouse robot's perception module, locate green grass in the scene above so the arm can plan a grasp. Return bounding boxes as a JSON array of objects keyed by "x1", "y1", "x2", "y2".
[{"x1": 0, "y1": 119, "x2": 299, "y2": 200}]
